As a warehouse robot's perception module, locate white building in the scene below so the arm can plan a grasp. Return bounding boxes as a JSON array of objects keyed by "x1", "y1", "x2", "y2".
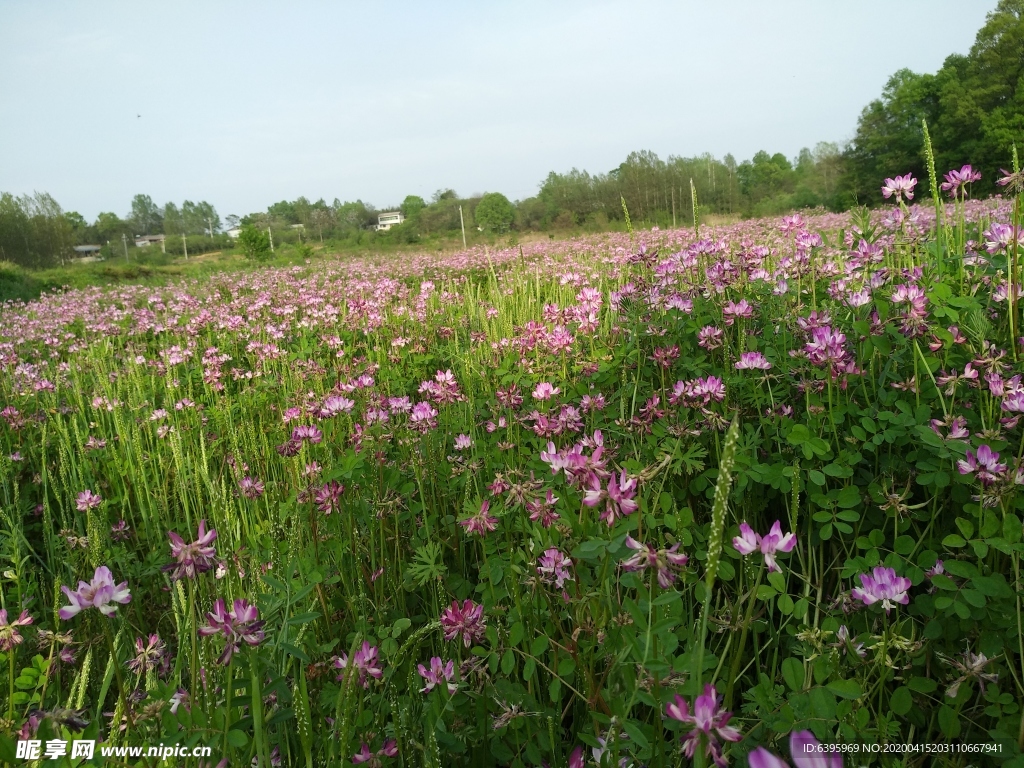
[
  {"x1": 134, "y1": 234, "x2": 166, "y2": 248},
  {"x1": 376, "y1": 211, "x2": 404, "y2": 231},
  {"x1": 226, "y1": 227, "x2": 242, "y2": 239}
]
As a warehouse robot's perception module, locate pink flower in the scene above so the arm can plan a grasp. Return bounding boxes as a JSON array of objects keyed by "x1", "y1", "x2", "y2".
[
  {"x1": 75, "y1": 490, "x2": 102, "y2": 512},
  {"x1": 850, "y1": 566, "x2": 911, "y2": 614},
  {"x1": 352, "y1": 739, "x2": 398, "y2": 764},
  {"x1": 665, "y1": 684, "x2": 742, "y2": 767},
  {"x1": 314, "y1": 480, "x2": 345, "y2": 514},
  {"x1": 453, "y1": 434, "x2": 473, "y2": 450},
  {"x1": 238, "y1": 476, "x2": 265, "y2": 499},
  {"x1": 417, "y1": 657, "x2": 457, "y2": 694},
  {"x1": 732, "y1": 521, "x2": 796, "y2": 573},
  {"x1": 458, "y1": 500, "x2": 499, "y2": 536},
  {"x1": 0, "y1": 609, "x2": 33, "y2": 651},
  {"x1": 600, "y1": 470, "x2": 638, "y2": 526},
  {"x1": 198, "y1": 598, "x2": 265, "y2": 664},
  {"x1": 319, "y1": 395, "x2": 355, "y2": 418},
  {"x1": 164, "y1": 520, "x2": 218, "y2": 581},
  {"x1": 59, "y1": 566, "x2": 132, "y2": 620},
  {"x1": 440, "y1": 599, "x2": 486, "y2": 648},
  {"x1": 334, "y1": 641, "x2": 384, "y2": 688},
  {"x1": 735, "y1": 352, "x2": 772, "y2": 370},
  {"x1": 291, "y1": 424, "x2": 323, "y2": 444},
  {"x1": 537, "y1": 548, "x2": 574, "y2": 588},
  {"x1": 526, "y1": 489, "x2": 560, "y2": 527},
  {"x1": 881, "y1": 173, "x2": 917, "y2": 201},
  {"x1": 748, "y1": 729, "x2": 843, "y2": 767},
  {"x1": 533, "y1": 382, "x2": 560, "y2": 400},
  {"x1": 621, "y1": 535, "x2": 689, "y2": 588},
  {"x1": 957, "y1": 444, "x2": 1007, "y2": 486},
  {"x1": 723, "y1": 299, "x2": 754, "y2": 326}
]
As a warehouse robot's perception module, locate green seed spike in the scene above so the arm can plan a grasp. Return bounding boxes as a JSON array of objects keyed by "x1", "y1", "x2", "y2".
[
  {"x1": 690, "y1": 178, "x2": 700, "y2": 239},
  {"x1": 922, "y1": 118, "x2": 949, "y2": 272},
  {"x1": 705, "y1": 413, "x2": 740, "y2": 590},
  {"x1": 621, "y1": 196, "x2": 633, "y2": 242}
]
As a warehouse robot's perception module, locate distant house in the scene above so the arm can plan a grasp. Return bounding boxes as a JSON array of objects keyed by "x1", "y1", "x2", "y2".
[
  {"x1": 134, "y1": 234, "x2": 166, "y2": 248},
  {"x1": 71, "y1": 245, "x2": 103, "y2": 263},
  {"x1": 376, "y1": 211, "x2": 404, "y2": 232},
  {"x1": 226, "y1": 227, "x2": 242, "y2": 239}
]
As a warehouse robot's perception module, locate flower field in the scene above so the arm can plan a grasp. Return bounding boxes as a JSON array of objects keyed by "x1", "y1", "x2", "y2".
[{"x1": 2, "y1": 167, "x2": 1024, "y2": 767}]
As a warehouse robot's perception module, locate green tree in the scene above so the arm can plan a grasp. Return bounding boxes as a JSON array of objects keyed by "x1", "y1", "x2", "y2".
[
  {"x1": 129, "y1": 194, "x2": 162, "y2": 235},
  {"x1": 238, "y1": 225, "x2": 272, "y2": 261},
  {"x1": 401, "y1": 195, "x2": 426, "y2": 219},
  {"x1": 474, "y1": 192, "x2": 515, "y2": 233}
]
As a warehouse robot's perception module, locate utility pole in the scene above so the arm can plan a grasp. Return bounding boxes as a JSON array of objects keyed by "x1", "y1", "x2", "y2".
[
  {"x1": 458, "y1": 205, "x2": 467, "y2": 249},
  {"x1": 268, "y1": 228, "x2": 274, "y2": 252},
  {"x1": 122, "y1": 233, "x2": 129, "y2": 262},
  {"x1": 182, "y1": 234, "x2": 188, "y2": 261},
  {"x1": 671, "y1": 188, "x2": 676, "y2": 228}
]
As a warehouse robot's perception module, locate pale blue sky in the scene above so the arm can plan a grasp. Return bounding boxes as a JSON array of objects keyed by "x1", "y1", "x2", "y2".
[{"x1": 0, "y1": 0, "x2": 998, "y2": 221}]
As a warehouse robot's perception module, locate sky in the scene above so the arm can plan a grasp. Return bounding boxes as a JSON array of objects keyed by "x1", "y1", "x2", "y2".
[{"x1": 0, "y1": 0, "x2": 999, "y2": 222}]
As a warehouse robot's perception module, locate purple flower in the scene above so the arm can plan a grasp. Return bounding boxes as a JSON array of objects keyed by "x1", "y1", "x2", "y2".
[
  {"x1": 881, "y1": 173, "x2": 917, "y2": 201},
  {"x1": 417, "y1": 657, "x2": 457, "y2": 694},
  {"x1": 314, "y1": 480, "x2": 345, "y2": 514},
  {"x1": 164, "y1": 520, "x2": 218, "y2": 581},
  {"x1": 621, "y1": 535, "x2": 689, "y2": 588},
  {"x1": 850, "y1": 566, "x2": 911, "y2": 614},
  {"x1": 536, "y1": 548, "x2": 574, "y2": 588},
  {"x1": 957, "y1": 444, "x2": 1007, "y2": 486},
  {"x1": 458, "y1": 500, "x2": 499, "y2": 536},
  {"x1": 59, "y1": 566, "x2": 132, "y2": 620},
  {"x1": 75, "y1": 490, "x2": 102, "y2": 512},
  {"x1": 723, "y1": 299, "x2": 754, "y2": 326},
  {"x1": 198, "y1": 598, "x2": 265, "y2": 664},
  {"x1": 352, "y1": 739, "x2": 397, "y2": 764},
  {"x1": 127, "y1": 634, "x2": 166, "y2": 674},
  {"x1": 748, "y1": 729, "x2": 843, "y2": 767},
  {"x1": 440, "y1": 599, "x2": 486, "y2": 648},
  {"x1": 532, "y1": 382, "x2": 560, "y2": 400},
  {"x1": 735, "y1": 351, "x2": 772, "y2": 370},
  {"x1": 665, "y1": 684, "x2": 742, "y2": 767},
  {"x1": 238, "y1": 476, "x2": 265, "y2": 499},
  {"x1": 0, "y1": 609, "x2": 33, "y2": 651},
  {"x1": 983, "y1": 223, "x2": 1020, "y2": 254},
  {"x1": 291, "y1": 424, "x2": 323, "y2": 444},
  {"x1": 602, "y1": 470, "x2": 639, "y2": 525},
  {"x1": 732, "y1": 521, "x2": 796, "y2": 573},
  {"x1": 334, "y1": 641, "x2": 383, "y2": 688},
  {"x1": 940, "y1": 164, "x2": 981, "y2": 197},
  {"x1": 319, "y1": 395, "x2": 355, "y2": 418},
  {"x1": 453, "y1": 434, "x2": 473, "y2": 450}
]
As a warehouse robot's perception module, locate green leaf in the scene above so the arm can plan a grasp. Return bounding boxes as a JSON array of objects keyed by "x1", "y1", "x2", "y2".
[
  {"x1": 808, "y1": 687, "x2": 837, "y2": 721},
  {"x1": 530, "y1": 636, "x2": 549, "y2": 656},
  {"x1": 500, "y1": 649, "x2": 515, "y2": 675},
  {"x1": 938, "y1": 705, "x2": 961, "y2": 738},
  {"x1": 508, "y1": 622, "x2": 525, "y2": 647},
  {"x1": 942, "y1": 534, "x2": 966, "y2": 548},
  {"x1": 826, "y1": 679, "x2": 863, "y2": 700},
  {"x1": 890, "y1": 686, "x2": 913, "y2": 716},
  {"x1": 227, "y1": 730, "x2": 248, "y2": 748},
  {"x1": 909, "y1": 677, "x2": 938, "y2": 694},
  {"x1": 781, "y1": 657, "x2": 803, "y2": 692},
  {"x1": 621, "y1": 719, "x2": 650, "y2": 750},
  {"x1": 808, "y1": 470, "x2": 826, "y2": 486},
  {"x1": 836, "y1": 486, "x2": 860, "y2": 509}
]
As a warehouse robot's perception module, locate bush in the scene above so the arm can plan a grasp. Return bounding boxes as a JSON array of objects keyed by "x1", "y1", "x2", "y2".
[{"x1": 238, "y1": 225, "x2": 272, "y2": 262}]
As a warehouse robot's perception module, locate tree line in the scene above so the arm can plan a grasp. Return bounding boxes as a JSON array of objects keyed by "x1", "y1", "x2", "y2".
[{"x1": 2, "y1": 1, "x2": 1020, "y2": 269}]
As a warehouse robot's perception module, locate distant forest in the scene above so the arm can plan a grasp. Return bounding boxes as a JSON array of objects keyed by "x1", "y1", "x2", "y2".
[{"x1": 2, "y1": 0, "x2": 1021, "y2": 269}]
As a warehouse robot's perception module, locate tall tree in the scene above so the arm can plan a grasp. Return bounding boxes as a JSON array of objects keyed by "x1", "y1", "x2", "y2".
[{"x1": 129, "y1": 194, "x2": 162, "y2": 235}]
